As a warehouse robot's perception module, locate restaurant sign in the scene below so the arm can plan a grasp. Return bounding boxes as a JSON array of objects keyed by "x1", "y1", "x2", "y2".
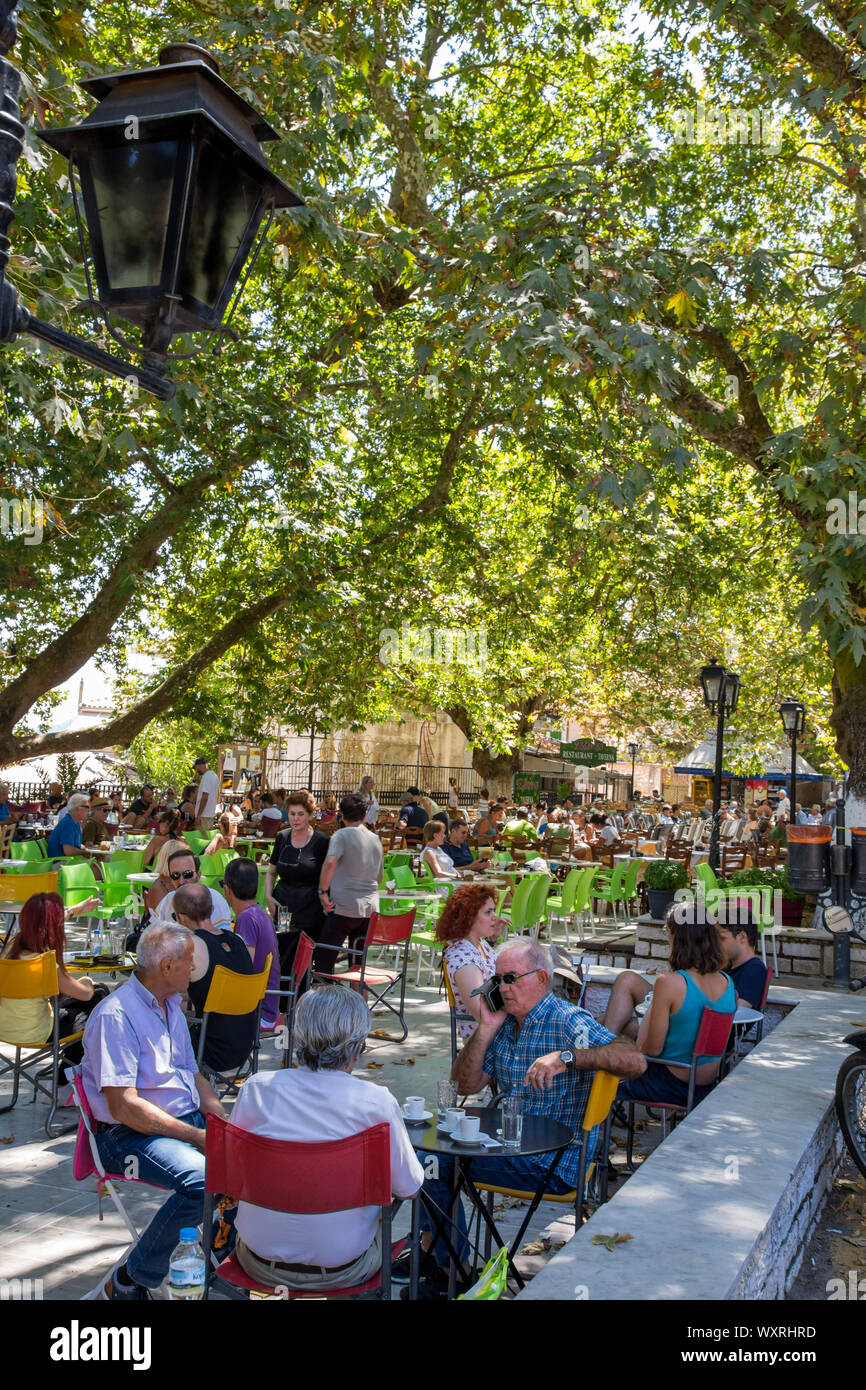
[
  {"x1": 513, "y1": 772, "x2": 542, "y2": 800},
  {"x1": 558, "y1": 741, "x2": 618, "y2": 767}
]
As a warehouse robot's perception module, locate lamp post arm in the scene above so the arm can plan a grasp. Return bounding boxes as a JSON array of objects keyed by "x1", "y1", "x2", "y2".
[{"x1": 16, "y1": 306, "x2": 176, "y2": 400}]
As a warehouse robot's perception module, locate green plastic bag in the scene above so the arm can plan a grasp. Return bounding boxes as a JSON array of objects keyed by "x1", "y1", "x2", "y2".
[{"x1": 457, "y1": 1246, "x2": 509, "y2": 1301}]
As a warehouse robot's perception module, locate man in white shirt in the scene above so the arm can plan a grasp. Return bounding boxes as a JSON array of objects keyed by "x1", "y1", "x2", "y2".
[
  {"x1": 154, "y1": 849, "x2": 233, "y2": 931},
  {"x1": 599, "y1": 815, "x2": 620, "y2": 846},
  {"x1": 229, "y1": 987, "x2": 423, "y2": 1292},
  {"x1": 774, "y1": 791, "x2": 789, "y2": 823},
  {"x1": 193, "y1": 756, "x2": 219, "y2": 833}
]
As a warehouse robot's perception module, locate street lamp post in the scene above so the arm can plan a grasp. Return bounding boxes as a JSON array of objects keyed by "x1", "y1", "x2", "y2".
[
  {"x1": 699, "y1": 658, "x2": 741, "y2": 872},
  {"x1": 627, "y1": 741, "x2": 641, "y2": 801},
  {"x1": 779, "y1": 699, "x2": 806, "y2": 821},
  {"x1": 0, "y1": 14, "x2": 302, "y2": 397}
]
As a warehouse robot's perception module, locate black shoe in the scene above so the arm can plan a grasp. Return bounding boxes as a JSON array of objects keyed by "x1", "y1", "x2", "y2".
[
  {"x1": 400, "y1": 1265, "x2": 450, "y2": 1301},
  {"x1": 101, "y1": 1264, "x2": 151, "y2": 1301},
  {"x1": 390, "y1": 1247, "x2": 436, "y2": 1283}
]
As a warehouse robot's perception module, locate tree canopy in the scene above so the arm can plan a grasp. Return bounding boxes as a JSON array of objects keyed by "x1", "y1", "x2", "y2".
[{"x1": 0, "y1": 0, "x2": 858, "y2": 791}]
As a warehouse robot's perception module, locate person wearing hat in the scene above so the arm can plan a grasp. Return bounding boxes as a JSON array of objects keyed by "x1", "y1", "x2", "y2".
[
  {"x1": 82, "y1": 798, "x2": 110, "y2": 850},
  {"x1": 549, "y1": 946, "x2": 584, "y2": 1005}
]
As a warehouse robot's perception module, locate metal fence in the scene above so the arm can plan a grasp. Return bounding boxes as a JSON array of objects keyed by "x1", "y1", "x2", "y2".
[{"x1": 263, "y1": 759, "x2": 484, "y2": 807}]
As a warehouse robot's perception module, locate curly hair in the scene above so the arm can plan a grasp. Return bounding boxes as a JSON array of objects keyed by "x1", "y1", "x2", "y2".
[
  {"x1": 287, "y1": 789, "x2": 316, "y2": 817},
  {"x1": 435, "y1": 884, "x2": 495, "y2": 943},
  {"x1": 8, "y1": 892, "x2": 66, "y2": 959}
]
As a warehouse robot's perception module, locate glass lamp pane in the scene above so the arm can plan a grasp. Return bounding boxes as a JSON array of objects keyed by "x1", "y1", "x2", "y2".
[
  {"x1": 88, "y1": 140, "x2": 179, "y2": 291},
  {"x1": 180, "y1": 141, "x2": 262, "y2": 312}
]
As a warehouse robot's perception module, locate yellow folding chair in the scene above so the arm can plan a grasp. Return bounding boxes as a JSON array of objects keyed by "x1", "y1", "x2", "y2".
[
  {"x1": 474, "y1": 1068, "x2": 620, "y2": 1273},
  {"x1": 0, "y1": 871, "x2": 58, "y2": 900},
  {"x1": 0, "y1": 950, "x2": 81, "y2": 1136},
  {"x1": 194, "y1": 953, "x2": 273, "y2": 1098}
]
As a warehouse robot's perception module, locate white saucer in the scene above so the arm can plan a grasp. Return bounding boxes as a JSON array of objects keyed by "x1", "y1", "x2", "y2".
[
  {"x1": 451, "y1": 1134, "x2": 484, "y2": 1146},
  {"x1": 402, "y1": 1109, "x2": 433, "y2": 1124}
]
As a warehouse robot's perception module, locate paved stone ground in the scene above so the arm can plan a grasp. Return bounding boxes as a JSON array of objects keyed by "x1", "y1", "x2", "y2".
[{"x1": 0, "y1": 942, "x2": 682, "y2": 1303}]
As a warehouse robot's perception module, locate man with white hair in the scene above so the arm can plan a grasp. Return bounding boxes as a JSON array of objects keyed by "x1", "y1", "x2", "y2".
[
  {"x1": 410, "y1": 938, "x2": 645, "y2": 1297},
  {"x1": 229, "y1": 986, "x2": 423, "y2": 1292},
  {"x1": 81, "y1": 922, "x2": 228, "y2": 1300},
  {"x1": 46, "y1": 791, "x2": 91, "y2": 858}
]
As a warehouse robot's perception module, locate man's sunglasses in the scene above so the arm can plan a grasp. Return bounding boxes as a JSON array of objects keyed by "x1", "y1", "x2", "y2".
[
  {"x1": 491, "y1": 968, "x2": 541, "y2": 987},
  {"x1": 169, "y1": 869, "x2": 196, "y2": 882}
]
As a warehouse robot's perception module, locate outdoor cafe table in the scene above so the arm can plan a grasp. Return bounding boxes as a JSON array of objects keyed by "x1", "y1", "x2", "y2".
[
  {"x1": 0, "y1": 860, "x2": 29, "y2": 871},
  {"x1": 126, "y1": 871, "x2": 158, "y2": 912},
  {"x1": 406, "y1": 1105, "x2": 572, "y2": 1297}
]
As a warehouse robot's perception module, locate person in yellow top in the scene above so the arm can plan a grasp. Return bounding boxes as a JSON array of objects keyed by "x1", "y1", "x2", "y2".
[{"x1": 0, "y1": 892, "x2": 107, "y2": 1078}]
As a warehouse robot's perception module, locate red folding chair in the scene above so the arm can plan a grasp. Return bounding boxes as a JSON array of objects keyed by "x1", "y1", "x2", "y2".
[
  {"x1": 623, "y1": 1005, "x2": 734, "y2": 1170},
  {"x1": 202, "y1": 1115, "x2": 413, "y2": 1300},
  {"x1": 70, "y1": 1069, "x2": 171, "y2": 1298},
  {"x1": 262, "y1": 931, "x2": 314, "y2": 1069},
  {"x1": 317, "y1": 908, "x2": 416, "y2": 1042}
]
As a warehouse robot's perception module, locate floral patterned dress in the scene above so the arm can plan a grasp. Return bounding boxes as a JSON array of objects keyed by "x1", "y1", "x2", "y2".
[{"x1": 444, "y1": 936, "x2": 496, "y2": 1039}]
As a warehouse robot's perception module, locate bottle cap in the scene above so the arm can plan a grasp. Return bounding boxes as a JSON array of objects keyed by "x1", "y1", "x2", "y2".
[{"x1": 179, "y1": 1227, "x2": 198, "y2": 1242}]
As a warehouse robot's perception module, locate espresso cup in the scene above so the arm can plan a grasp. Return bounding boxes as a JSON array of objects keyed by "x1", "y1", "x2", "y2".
[
  {"x1": 444, "y1": 1108, "x2": 463, "y2": 1131},
  {"x1": 457, "y1": 1114, "x2": 481, "y2": 1142},
  {"x1": 404, "y1": 1095, "x2": 425, "y2": 1118}
]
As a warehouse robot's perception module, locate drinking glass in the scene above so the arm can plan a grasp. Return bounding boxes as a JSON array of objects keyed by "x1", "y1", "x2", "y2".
[
  {"x1": 278, "y1": 908, "x2": 293, "y2": 933},
  {"x1": 501, "y1": 1095, "x2": 524, "y2": 1149},
  {"x1": 437, "y1": 1079, "x2": 457, "y2": 1118}
]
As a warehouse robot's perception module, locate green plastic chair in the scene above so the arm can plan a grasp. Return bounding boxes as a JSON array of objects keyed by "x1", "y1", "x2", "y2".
[
  {"x1": 185, "y1": 832, "x2": 208, "y2": 854},
  {"x1": 498, "y1": 874, "x2": 539, "y2": 936},
  {"x1": 545, "y1": 868, "x2": 582, "y2": 946},
  {"x1": 107, "y1": 849, "x2": 146, "y2": 875},
  {"x1": 7, "y1": 840, "x2": 46, "y2": 871},
  {"x1": 589, "y1": 860, "x2": 631, "y2": 930},
  {"x1": 383, "y1": 851, "x2": 412, "y2": 872},
  {"x1": 57, "y1": 861, "x2": 118, "y2": 925},
  {"x1": 527, "y1": 874, "x2": 554, "y2": 940},
  {"x1": 694, "y1": 862, "x2": 720, "y2": 899},
  {"x1": 707, "y1": 887, "x2": 779, "y2": 972},
  {"x1": 620, "y1": 859, "x2": 647, "y2": 925}
]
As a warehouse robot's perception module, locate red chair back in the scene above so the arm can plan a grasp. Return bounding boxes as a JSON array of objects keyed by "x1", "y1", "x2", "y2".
[
  {"x1": 368, "y1": 907, "x2": 416, "y2": 946},
  {"x1": 758, "y1": 965, "x2": 772, "y2": 1012},
  {"x1": 204, "y1": 1114, "x2": 392, "y2": 1210},
  {"x1": 693, "y1": 1005, "x2": 734, "y2": 1059},
  {"x1": 71, "y1": 1074, "x2": 98, "y2": 1181},
  {"x1": 292, "y1": 931, "x2": 315, "y2": 985}
]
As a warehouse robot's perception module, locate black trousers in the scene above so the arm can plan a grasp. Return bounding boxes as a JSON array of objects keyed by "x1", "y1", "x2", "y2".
[{"x1": 313, "y1": 912, "x2": 370, "y2": 976}]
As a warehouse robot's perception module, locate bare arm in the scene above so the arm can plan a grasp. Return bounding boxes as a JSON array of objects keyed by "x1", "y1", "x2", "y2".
[
  {"x1": 57, "y1": 968, "x2": 95, "y2": 1002},
  {"x1": 452, "y1": 962, "x2": 485, "y2": 1027},
  {"x1": 102, "y1": 1084, "x2": 217, "y2": 1152},
  {"x1": 452, "y1": 994, "x2": 504, "y2": 1094},
  {"x1": 265, "y1": 864, "x2": 277, "y2": 911},
  {"x1": 526, "y1": 1035, "x2": 647, "y2": 1089},
  {"x1": 194, "y1": 1071, "x2": 225, "y2": 1119},
  {"x1": 319, "y1": 855, "x2": 337, "y2": 912}
]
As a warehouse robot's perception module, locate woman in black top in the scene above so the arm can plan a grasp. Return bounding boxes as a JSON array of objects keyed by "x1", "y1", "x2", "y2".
[{"x1": 265, "y1": 790, "x2": 329, "y2": 989}]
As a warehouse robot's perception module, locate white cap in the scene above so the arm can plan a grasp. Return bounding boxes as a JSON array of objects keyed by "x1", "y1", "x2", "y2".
[{"x1": 261, "y1": 807, "x2": 283, "y2": 820}]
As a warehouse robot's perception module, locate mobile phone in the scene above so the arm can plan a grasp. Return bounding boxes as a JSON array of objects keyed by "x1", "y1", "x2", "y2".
[{"x1": 471, "y1": 976, "x2": 505, "y2": 1012}]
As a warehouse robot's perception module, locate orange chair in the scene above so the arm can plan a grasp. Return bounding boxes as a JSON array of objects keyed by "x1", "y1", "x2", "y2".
[
  {"x1": 194, "y1": 953, "x2": 273, "y2": 1099},
  {"x1": 202, "y1": 1115, "x2": 414, "y2": 1300},
  {"x1": 0, "y1": 950, "x2": 80, "y2": 1136}
]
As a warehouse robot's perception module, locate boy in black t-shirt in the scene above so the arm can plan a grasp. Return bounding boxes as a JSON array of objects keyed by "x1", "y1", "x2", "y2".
[{"x1": 717, "y1": 916, "x2": 769, "y2": 1010}]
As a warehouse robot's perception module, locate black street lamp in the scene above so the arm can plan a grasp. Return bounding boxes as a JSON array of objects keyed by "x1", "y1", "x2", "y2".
[
  {"x1": 779, "y1": 698, "x2": 806, "y2": 820},
  {"x1": 627, "y1": 741, "x2": 641, "y2": 801},
  {"x1": 0, "y1": 19, "x2": 302, "y2": 399},
  {"x1": 699, "y1": 658, "x2": 742, "y2": 871}
]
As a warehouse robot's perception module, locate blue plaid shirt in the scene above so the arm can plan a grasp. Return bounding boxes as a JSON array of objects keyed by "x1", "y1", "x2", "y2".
[{"x1": 482, "y1": 992, "x2": 616, "y2": 1187}]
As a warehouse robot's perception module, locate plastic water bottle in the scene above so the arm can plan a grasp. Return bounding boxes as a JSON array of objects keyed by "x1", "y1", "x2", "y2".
[
  {"x1": 91, "y1": 927, "x2": 102, "y2": 958},
  {"x1": 167, "y1": 1228, "x2": 206, "y2": 1300}
]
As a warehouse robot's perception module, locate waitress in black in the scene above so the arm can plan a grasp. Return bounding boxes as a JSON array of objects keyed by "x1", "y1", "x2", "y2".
[{"x1": 265, "y1": 789, "x2": 329, "y2": 987}]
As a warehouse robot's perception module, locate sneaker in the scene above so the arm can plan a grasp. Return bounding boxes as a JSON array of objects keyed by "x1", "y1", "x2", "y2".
[
  {"x1": 100, "y1": 1264, "x2": 151, "y2": 1301},
  {"x1": 399, "y1": 1265, "x2": 450, "y2": 1301},
  {"x1": 390, "y1": 1246, "x2": 436, "y2": 1283}
]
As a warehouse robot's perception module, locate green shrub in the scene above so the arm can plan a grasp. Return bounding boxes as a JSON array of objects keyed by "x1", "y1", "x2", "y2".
[
  {"x1": 643, "y1": 859, "x2": 690, "y2": 890},
  {"x1": 728, "y1": 865, "x2": 804, "y2": 902}
]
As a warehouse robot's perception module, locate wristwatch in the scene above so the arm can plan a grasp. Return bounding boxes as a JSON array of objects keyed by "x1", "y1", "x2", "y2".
[{"x1": 559, "y1": 1049, "x2": 575, "y2": 1068}]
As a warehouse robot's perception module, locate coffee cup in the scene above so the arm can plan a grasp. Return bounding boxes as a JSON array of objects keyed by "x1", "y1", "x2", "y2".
[
  {"x1": 404, "y1": 1095, "x2": 425, "y2": 1119},
  {"x1": 456, "y1": 1114, "x2": 480, "y2": 1142},
  {"x1": 444, "y1": 1108, "x2": 463, "y2": 1132}
]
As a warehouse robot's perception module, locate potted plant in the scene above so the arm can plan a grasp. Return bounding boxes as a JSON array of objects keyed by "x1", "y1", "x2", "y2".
[
  {"x1": 728, "y1": 865, "x2": 806, "y2": 928},
  {"x1": 643, "y1": 858, "x2": 690, "y2": 920}
]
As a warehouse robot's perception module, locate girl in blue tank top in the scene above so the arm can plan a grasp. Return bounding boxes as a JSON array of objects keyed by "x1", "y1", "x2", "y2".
[{"x1": 617, "y1": 902, "x2": 736, "y2": 1109}]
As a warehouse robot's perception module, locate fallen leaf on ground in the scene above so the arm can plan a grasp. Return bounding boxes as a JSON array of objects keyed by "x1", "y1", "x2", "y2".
[
  {"x1": 362, "y1": 1061, "x2": 384, "y2": 1069},
  {"x1": 373, "y1": 1011, "x2": 387, "y2": 1016},
  {"x1": 392, "y1": 1058, "x2": 415, "y2": 1066},
  {"x1": 371, "y1": 1030, "x2": 392, "y2": 1039},
  {"x1": 590, "y1": 1232, "x2": 633, "y2": 1252},
  {"x1": 520, "y1": 1236, "x2": 552, "y2": 1255},
  {"x1": 0, "y1": 1137, "x2": 13, "y2": 1145}
]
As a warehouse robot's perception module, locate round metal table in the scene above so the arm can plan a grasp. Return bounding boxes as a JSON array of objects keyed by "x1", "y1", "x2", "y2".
[{"x1": 407, "y1": 1104, "x2": 572, "y2": 1296}]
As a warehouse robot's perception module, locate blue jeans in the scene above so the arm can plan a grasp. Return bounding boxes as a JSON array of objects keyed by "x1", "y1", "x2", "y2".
[
  {"x1": 96, "y1": 1110, "x2": 207, "y2": 1289},
  {"x1": 418, "y1": 1151, "x2": 572, "y2": 1267}
]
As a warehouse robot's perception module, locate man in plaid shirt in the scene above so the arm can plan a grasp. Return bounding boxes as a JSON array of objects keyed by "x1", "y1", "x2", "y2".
[{"x1": 407, "y1": 939, "x2": 645, "y2": 1296}]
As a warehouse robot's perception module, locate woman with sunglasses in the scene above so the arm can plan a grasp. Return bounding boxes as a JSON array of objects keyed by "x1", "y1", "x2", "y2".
[{"x1": 435, "y1": 885, "x2": 499, "y2": 1040}]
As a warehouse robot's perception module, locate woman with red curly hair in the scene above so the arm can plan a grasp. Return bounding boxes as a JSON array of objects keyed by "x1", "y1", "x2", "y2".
[
  {"x1": 436, "y1": 885, "x2": 498, "y2": 1039},
  {"x1": 0, "y1": 892, "x2": 107, "y2": 1069}
]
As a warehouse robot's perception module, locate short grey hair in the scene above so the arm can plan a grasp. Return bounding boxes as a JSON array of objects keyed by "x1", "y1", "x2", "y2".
[
  {"x1": 294, "y1": 986, "x2": 370, "y2": 1071},
  {"x1": 495, "y1": 937, "x2": 553, "y2": 988},
  {"x1": 136, "y1": 922, "x2": 192, "y2": 973},
  {"x1": 67, "y1": 793, "x2": 91, "y2": 812}
]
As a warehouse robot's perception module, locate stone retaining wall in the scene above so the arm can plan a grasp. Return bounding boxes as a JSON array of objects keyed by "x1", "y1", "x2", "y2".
[{"x1": 630, "y1": 915, "x2": 866, "y2": 981}]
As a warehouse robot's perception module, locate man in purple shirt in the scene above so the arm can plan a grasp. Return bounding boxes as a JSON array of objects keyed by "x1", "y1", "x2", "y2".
[
  {"x1": 81, "y1": 921, "x2": 227, "y2": 1300},
  {"x1": 223, "y1": 857, "x2": 280, "y2": 1027}
]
